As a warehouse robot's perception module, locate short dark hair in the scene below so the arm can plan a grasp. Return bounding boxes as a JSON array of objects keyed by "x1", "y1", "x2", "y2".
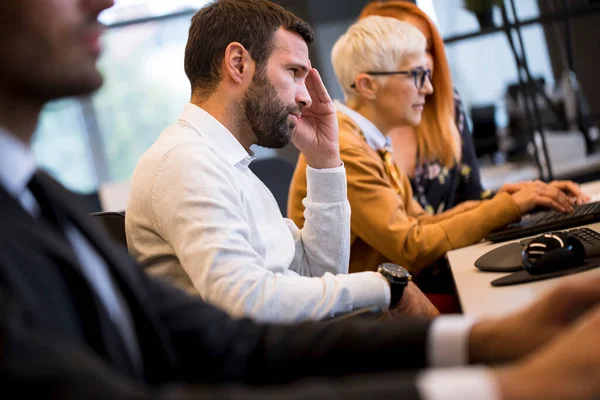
[{"x1": 184, "y1": 0, "x2": 314, "y2": 97}]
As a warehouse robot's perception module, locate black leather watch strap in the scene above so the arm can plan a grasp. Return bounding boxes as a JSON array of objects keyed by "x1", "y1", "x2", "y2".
[{"x1": 388, "y1": 283, "x2": 407, "y2": 309}]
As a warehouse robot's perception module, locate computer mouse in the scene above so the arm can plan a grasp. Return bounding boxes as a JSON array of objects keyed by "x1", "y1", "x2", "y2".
[{"x1": 522, "y1": 232, "x2": 586, "y2": 274}]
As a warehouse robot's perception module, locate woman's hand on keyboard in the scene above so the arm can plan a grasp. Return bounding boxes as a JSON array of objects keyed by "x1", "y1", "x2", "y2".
[
  {"x1": 548, "y1": 180, "x2": 590, "y2": 205},
  {"x1": 510, "y1": 181, "x2": 575, "y2": 214},
  {"x1": 500, "y1": 179, "x2": 590, "y2": 207}
]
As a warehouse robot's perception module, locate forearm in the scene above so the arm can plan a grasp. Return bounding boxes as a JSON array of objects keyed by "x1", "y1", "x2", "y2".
[
  {"x1": 179, "y1": 238, "x2": 389, "y2": 322},
  {"x1": 242, "y1": 272, "x2": 390, "y2": 322},
  {"x1": 149, "y1": 276, "x2": 431, "y2": 384},
  {"x1": 408, "y1": 195, "x2": 521, "y2": 266},
  {"x1": 418, "y1": 200, "x2": 482, "y2": 224},
  {"x1": 4, "y1": 320, "x2": 424, "y2": 400},
  {"x1": 164, "y1": 372, "x2": 422, "y2": 400},
  {"x1": 435, "y1": 193, "x2": 521, "y2": 250},
  {"x1": 468, "y1": 318, "x2": 511, "y2": 365},
  {"x1": 291, "y1": 164, "x2": 350, "y2": 277},
  {"x1": 304, "y1": 152, "x2": 342, "y2": 170}
]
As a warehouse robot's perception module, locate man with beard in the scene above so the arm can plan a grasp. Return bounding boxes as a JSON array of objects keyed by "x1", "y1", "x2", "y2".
[{"x1": 126, "y1": 0, "x2": 439, "y2": 322}]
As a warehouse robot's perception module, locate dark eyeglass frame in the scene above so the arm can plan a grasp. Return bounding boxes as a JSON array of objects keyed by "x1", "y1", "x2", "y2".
[{"x1": 350, "y1": 68, "x2": 432, "y2": 89}]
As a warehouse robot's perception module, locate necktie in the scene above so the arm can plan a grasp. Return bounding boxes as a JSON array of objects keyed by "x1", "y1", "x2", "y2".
[
  {"x1": 27, "y1": 172, "x2": 66, "y2": 234},
  {"x1": 357, "y1": 130, "x2": 406, "y2": 198},
  {"x1": 377, "y1": 145, "x2": 406, "y2": 198}
]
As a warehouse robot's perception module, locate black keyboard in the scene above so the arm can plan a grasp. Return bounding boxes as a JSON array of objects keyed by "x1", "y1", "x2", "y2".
[
  {"x1": 486, "y1": 201, "x2": 600, "y2": 242},
  {"x1": 520, "y1": 227, "x2": 600, "y2": 258}
]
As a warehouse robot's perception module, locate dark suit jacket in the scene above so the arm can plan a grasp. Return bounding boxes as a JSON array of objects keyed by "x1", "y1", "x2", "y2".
[{"x1": 0, "y1": 172, "x2": 431, "y2": 399}]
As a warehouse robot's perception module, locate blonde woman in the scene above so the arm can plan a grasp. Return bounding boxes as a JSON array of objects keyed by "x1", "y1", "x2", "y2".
[{"x1": 288, "y1": 15, "x2": 578, "y2": 309}]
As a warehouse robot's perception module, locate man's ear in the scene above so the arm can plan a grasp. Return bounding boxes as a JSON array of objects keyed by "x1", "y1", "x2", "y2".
[
  {"x1": 223, "y1": 42, "x2": 254, "y2": 85},
  {"x1": 354, "y1": 73, "x2": 378, "y2": 100}
]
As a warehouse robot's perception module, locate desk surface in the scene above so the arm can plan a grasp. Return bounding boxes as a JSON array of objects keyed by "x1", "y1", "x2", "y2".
[{"x1": 447, "y1": 180, "x2": 600, "y2": 318}]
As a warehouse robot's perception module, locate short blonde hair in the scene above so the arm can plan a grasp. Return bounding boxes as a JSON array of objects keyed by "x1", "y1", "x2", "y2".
[
  {"x1": 359, "y1": 1, "x2": 461, "y2": 167},
  {"x1": 332, "y1": 15, "x2": 426, "y2": 103}
]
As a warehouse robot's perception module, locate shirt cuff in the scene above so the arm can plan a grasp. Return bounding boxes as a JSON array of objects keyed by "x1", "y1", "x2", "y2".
[
  {"x1": 417, "y1": 366, "x2": 501, "y2": 400},
  {"x1": 337, "y1": 271, "x2": 390, "y2": 310},
  {"x1": 305, "y1": 164, "x2": 347, "y2": 203},
  {"x1": 428, "y1": 315, "x2": 477, "y2": 367}
]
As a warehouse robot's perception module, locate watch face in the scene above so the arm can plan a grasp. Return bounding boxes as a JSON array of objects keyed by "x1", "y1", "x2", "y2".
[{"x1": 379, "y1": 263, "x2": 411, "y2": 279}]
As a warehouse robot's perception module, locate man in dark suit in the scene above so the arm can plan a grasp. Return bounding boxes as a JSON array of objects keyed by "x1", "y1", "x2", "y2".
[{"x1": 0, "y1": 0, "x2": 599, "y2": 399}]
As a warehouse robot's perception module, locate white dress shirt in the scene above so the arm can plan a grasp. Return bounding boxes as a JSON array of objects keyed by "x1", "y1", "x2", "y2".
[
  {"x1": 126, "y1": 103, "x2": 392, "y2": 322},
  {"x1": 335, "y1": 101, "x2": 390, "y2": 150},
  {"x1": 0, "y1": 127, "x2": 141, "y2": 370},
  {"x1": 333, "y1": 103, "x2": 500, "y2": 400}
]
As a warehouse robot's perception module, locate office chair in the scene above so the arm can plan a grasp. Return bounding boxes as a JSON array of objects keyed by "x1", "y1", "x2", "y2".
[
  {"x1": 90, "y1": 211, "x2": 127, "y2": 248},
  {"x1": 249, "y1": 157, "x2": 296, "y2": 217}
]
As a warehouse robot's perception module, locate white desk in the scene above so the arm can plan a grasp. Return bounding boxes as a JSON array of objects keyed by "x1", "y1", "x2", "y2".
[{"x1": 447, "y1": 180, "x2": 600, "y2": 318}]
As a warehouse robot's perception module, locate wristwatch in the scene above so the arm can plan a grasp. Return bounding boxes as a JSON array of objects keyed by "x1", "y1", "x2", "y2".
[{"x1": 377, "y1": 263, "x2": 411, "y2": 309}]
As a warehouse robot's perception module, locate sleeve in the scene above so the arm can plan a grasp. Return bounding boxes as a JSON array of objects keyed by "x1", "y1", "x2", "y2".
[
  {"x1": 452, "y1": 91, "x2": 492, "y2": 203},
  {"x1": 341, "y1": 146, "x2": 522, "y2": 272},
  {"x1": 150, "y1": 144, "x2": 389, "y2": 323},
  {"x1": 286, "y1": 164, "x2": 351, "y2": 279},
  {"x1": 144, "y1": 275, "x2": 431, "y2": 385},
  {"x1": 418, "y1": 316, "x2": 501, "y2": 400},
  {"x1": 427, "y1": 316, "x2": 477, "y2": 367},
  {"x1": 417, "y1": 367, "x2": 501, "y2": 400},
  {"x1": 0, "y1": 274, "x2": 427, "y2": 400}
]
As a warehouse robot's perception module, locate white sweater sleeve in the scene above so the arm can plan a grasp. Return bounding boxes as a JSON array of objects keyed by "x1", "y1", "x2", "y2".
[{"x1": 287, "y1": 164, "x2": 350, "y2": 277}]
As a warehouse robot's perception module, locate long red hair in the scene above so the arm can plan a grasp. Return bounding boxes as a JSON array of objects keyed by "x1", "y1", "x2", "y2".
[{"x1": 359, "y1": 1, "x2": 460, "y2": 167}]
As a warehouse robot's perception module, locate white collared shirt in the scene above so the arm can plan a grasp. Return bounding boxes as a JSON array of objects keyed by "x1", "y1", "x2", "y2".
[
  {"x1": 335, "y1": 100, "x2": 390, "y2": 150},
  {"x1": 126, "y1": 103, "x2": 393, "y2": 322},
  {"x1": 0, "y1": 126, "x2": 140, "y2": 371},
  {"x1": 0, "y1": 126, "x2": 39, "y2": 215}
]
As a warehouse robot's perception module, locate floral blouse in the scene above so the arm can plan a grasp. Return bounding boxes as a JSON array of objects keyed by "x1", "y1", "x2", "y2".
[{"x1": 410, "y1": 90, "x2": 493, "y2": 214}]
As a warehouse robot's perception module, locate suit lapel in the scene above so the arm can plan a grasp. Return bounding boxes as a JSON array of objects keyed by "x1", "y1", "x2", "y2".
[
  {"x1": 0, "y1": 186, "x2": 80, "y2": 268},
  {"x1": 35, "y1": 173, "x2": 144, "y2": 295},
  {"x1": 34, "y1": 173, "x2": 178, "y2": 382},
  {"x1": 0, "y1": 184, "x2": 142, "y2": 376}
]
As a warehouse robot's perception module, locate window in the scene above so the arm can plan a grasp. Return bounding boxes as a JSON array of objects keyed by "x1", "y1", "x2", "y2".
[
  {"x1": 93, "y1": 16, "x2": 193, "y2": 183},
  {"x1": 33, "y1": 99, "x2": 98, "y2": 193},
  {"x1": 34, "y1": 1, "x2": 211, "y2": 193}
]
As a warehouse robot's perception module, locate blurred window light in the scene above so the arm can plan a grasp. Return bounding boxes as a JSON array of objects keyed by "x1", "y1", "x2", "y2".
[
  {"x1": 99, "y1": 0, "x2": 212, "y2": 25},
  {"x1": 416, "y1": 0, "x2": 440, "y2": 28}
]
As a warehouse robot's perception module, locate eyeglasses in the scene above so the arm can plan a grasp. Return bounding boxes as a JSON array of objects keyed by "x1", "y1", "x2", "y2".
[{"x1": 350, "y1": 68, "x2": 432, "y2": 89}]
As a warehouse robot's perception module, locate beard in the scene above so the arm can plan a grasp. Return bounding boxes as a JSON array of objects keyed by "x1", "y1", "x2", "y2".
[{"x1": 243, "y1": 69, "x2": 301, "y2": 149}]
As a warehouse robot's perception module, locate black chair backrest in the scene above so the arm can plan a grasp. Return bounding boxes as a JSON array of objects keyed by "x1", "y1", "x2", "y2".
[
  {"x1": 90, "y1": 211, "x2": 127, "y2": 248},
  {"x1": 248, "y1": 157, "x2": 295, "y2": 217}
]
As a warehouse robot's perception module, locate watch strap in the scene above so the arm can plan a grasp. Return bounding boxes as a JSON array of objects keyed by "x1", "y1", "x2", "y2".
[{"x1": 388, "y1": 282, "x2": 407, "y2": 309}]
